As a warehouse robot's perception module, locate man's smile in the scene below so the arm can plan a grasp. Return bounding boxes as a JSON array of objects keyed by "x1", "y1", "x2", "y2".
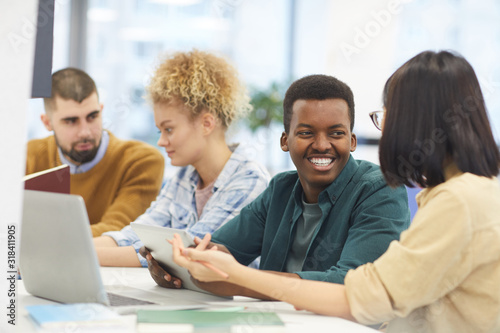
[{"x1": 307, "y1": 156, "x2": 336, "y2": 171}]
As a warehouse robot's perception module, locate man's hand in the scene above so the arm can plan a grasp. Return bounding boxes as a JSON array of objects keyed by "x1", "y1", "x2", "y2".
[
  {"x1": 138, "y1": 246, "x2": 182, "y2": 289},
  {"x1": 191, "y1": 274, "x2": 298, "y2": 300}
]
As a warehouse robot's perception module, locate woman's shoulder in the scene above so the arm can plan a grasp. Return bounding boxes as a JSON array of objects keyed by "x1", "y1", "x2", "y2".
[
  {"x1": 227, "y1": 143, "x2": 271, "y2": 178},
  {"x1": 419, "y1": 173, "x2": 500, "y2": 227},
  {"x1": 436, "y1": 172, "x2": 499, "y2": 199}
]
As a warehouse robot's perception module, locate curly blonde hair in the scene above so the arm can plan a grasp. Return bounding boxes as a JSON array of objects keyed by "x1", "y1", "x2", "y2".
[{"x1": 146, "y1": 49, "x2": 252, "y2": 128}]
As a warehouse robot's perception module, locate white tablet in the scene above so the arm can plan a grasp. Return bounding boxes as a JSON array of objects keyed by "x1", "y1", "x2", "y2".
[{"x1": 130, "y1": 223, "x2": 227, "y2": 297}]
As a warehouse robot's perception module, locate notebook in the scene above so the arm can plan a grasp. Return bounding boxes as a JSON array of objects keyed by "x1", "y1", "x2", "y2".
[
  {"x1": 136, "y1": 309, "x2": 285, "y2": 333},
  {"x1": 25, "y1": 303, "x2": 128, "y2": 332},
  {"x1": 18, "y1": 190, "x2": 211, "y2": 314},
  {"x1": 137, "y1": 309, "x2": 285, "y2": 326},
  {"x1": 23, "y1": 164, "x2": 70, "y2": 194}
]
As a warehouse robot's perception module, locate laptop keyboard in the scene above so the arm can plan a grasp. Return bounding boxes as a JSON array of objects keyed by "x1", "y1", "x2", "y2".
[{"x1": 107, "y1": 292, "x2": 156, "y2": 306}]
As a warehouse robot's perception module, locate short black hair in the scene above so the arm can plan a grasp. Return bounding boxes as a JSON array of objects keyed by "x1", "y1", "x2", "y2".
[
  {"x1": 283, "y1": 74, "x2": 355, "y2": 133},
  {"x1": 379, "y1": 50, "x2": 500, "y2": 188}
]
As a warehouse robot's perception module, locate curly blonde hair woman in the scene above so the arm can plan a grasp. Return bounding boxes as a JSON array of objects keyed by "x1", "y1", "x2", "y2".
[
  {"x1": 148, "y1": 49, "x2": 251, "y2": 128},
  {"x1": 94, "y1": 50, "x2": 270, "y2": 270}
]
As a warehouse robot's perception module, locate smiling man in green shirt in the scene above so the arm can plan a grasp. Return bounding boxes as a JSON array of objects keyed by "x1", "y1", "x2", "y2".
[{"x1": 142, "y1": 74, "x2": 410, "y2": 298}]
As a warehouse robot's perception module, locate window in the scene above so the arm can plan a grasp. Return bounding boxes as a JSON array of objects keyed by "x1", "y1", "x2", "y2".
[{"x1": 28, "y1": 0, "x2": 500, "y2": 175}]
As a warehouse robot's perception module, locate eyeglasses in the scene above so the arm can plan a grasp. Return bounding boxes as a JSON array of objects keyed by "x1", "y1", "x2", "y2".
[{"x1": 369, "y1": 111, "x2": 385, "y2": 131}]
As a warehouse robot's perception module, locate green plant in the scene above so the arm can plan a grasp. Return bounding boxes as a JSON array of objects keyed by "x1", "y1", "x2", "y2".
[{"x1": 247, "y1": 82, "x2": 285, "y2": 132}]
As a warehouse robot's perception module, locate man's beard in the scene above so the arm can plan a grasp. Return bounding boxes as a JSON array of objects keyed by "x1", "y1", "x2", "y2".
[{"x1": 56, "y1": 136, "x2": 100, "y2": 164}]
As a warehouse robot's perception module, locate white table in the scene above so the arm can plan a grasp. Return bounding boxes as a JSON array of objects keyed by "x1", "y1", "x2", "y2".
[{"x1": 15, "y1": 267, "x2": 377, "y2": 332}]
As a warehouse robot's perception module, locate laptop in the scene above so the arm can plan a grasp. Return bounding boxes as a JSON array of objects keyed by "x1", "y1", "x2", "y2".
[{"x1": 18, "y1": 190, "x2": 217, "y2": 314}]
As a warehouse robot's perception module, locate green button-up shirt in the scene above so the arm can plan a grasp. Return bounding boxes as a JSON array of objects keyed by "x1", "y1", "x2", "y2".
[{"x1": 212, "y1": 155, "x2": 411, "y2": 284}]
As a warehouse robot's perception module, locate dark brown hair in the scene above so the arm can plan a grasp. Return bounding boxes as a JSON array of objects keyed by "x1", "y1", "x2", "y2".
[
  {"x1": 283, "y1": 74, "x2": 355, "y2": 133},
  {"x1": 379, "y1": 50, "x2": 500, "y2": 188},
  {"x1": 43, "y1": 67, "x2": 98, "y2": 112}
]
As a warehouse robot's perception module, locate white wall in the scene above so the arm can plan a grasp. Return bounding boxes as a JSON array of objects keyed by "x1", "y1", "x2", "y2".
[{"x1": 0, "y1": 1, "x2": 38, "y2": 331}]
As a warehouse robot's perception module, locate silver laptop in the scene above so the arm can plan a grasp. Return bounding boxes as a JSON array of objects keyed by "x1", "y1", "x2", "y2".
[{"x1": 19, "y1": 190, "x2": 215, "y2": 314}]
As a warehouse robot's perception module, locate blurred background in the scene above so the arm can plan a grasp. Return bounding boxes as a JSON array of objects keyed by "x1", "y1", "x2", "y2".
[{"x1": 26, "y1": 0, "x2": 500, "y2": 177}]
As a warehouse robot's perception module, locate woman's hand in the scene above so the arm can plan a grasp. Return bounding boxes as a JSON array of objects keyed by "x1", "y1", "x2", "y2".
[{"x1": 171, "y1": 233, "x2": 240, "y2": 282}]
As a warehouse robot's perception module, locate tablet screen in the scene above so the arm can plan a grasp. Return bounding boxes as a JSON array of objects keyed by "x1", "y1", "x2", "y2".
[{"x1": 130, "y1": 223, "x2": 214, "y2": 295}]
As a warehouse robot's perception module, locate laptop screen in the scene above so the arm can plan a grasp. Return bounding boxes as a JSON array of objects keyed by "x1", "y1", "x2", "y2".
[{"x1": 19, "y1": 190, "x2": 109, "y2": 305}]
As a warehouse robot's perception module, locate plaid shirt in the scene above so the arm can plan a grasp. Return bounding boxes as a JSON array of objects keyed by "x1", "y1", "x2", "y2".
[{"x1": 103, "y1": 144, "x2": 270, "y2": 267}]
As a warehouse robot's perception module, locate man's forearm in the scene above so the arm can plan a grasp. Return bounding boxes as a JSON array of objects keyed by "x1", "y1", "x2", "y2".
[
  {"x1": 194, "y1": 271, "x2": 301, "y2": 300},
  {"x1": 230, "y1": 266, "x2": 354, "y2": 319}
]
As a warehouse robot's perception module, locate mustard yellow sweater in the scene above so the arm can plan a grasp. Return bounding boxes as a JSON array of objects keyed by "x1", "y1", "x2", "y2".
[{"x1": 26, "y1": 131, "x2": 165, "y2": 236}]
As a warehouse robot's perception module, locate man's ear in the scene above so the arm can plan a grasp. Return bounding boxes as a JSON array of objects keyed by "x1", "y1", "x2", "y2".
[
  {"x1": 41, "y1": 114, "x2": 52, "y2": 131},
  {"x1": 201, "y1": 112, "x2": 216, "y2": 136},
  {"x1": 280, "y1": 132, "x2": 289, "y2": 152},
  {"x1": 350, "y1": 133, "x2": 357, "y2": 152}
]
